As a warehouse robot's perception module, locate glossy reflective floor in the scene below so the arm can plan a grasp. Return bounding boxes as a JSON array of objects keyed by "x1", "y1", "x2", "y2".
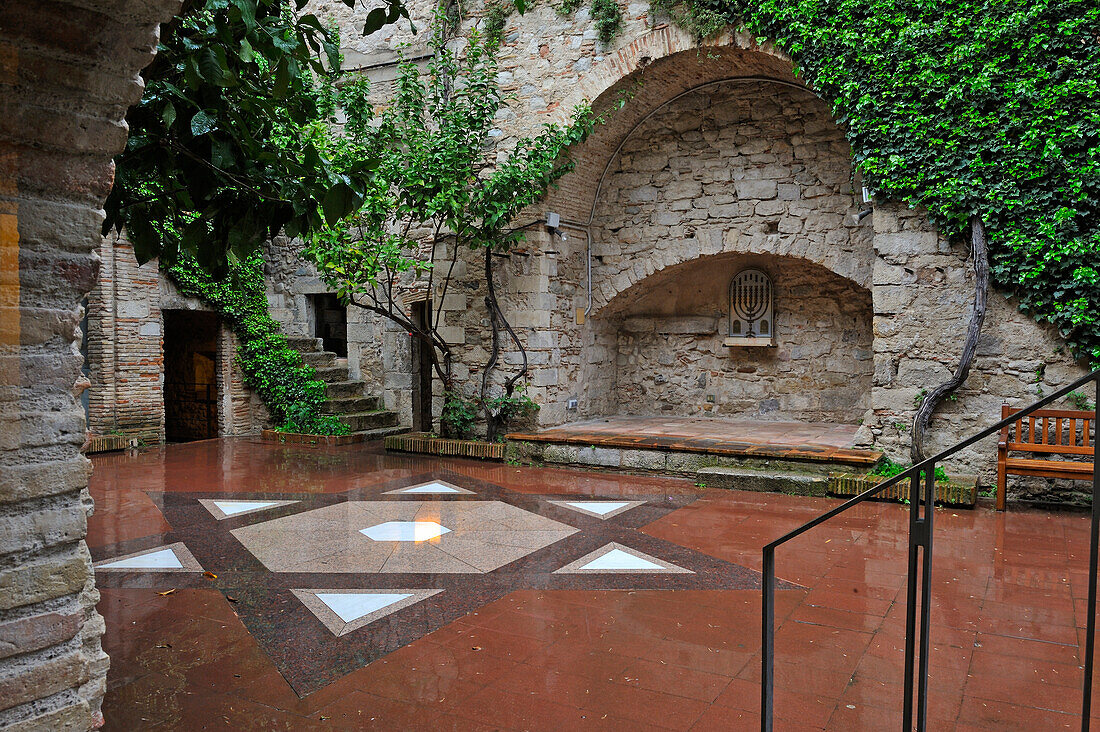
[{"x1": 91, "y1": 439, "x2": 1099, "y2": 730}]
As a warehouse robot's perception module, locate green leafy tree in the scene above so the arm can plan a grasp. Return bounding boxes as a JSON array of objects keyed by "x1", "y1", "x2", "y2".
[
  {"x1": 101, "y1": 0, "x2": 410, "y2": 434},
  {"x1": 103, "y1": 0, "x2": 409, "y2": 274},
  {"x1": 304, "y1": 21, "x2": 607, "y2": 439}
]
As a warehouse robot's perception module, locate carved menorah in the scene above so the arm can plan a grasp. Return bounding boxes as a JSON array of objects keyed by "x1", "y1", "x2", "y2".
[{"x1": 732, "y1": 269, "x2": 770, "y2": 337}]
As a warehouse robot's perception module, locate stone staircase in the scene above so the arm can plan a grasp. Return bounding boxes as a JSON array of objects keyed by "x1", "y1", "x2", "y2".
[{"x1": 286, "y1": 336, "x2": 407, "y2": 440}]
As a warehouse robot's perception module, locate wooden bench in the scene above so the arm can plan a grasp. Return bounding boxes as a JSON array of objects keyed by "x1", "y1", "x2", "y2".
[{"x1": 996, "y1": 405, "x2": 1095, "y2": 510}]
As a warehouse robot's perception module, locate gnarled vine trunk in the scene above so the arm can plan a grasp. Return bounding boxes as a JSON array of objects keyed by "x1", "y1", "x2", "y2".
[
  {"x1": 910, "y1": 215, "x2": 989, "y2": 462},
  {"x1": 481, "y1": 246, "x2": 529, "y2": 442}
]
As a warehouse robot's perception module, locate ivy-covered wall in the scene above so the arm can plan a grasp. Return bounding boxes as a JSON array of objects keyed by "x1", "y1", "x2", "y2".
[{"x1": 306, "y1": 1, "x2": 1093, "y2": 494}]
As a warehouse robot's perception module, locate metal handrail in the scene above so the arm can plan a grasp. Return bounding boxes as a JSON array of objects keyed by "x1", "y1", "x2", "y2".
[{"x1": 761, "y1": 368, "x2": 1100, "y2": 731}]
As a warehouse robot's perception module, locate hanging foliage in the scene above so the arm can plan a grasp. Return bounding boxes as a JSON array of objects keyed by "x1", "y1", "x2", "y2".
[
  {"x1": 104, "y1": 0, "x2": 409, "y2": 276},
  {"x1": 167, "y1": 253, "x2": 349, "y2": 435},
  {"x1": 649, "y1": 0, "x2": 1100, "y2": 365}
]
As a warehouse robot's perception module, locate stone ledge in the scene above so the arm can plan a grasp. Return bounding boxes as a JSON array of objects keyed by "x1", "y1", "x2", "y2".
[
  {"x1": 695, "y1": 466, "x2": 828, "y2": 496},
  {"x1": 259, "y1": 430, "x2": 368, "y2": 447},
  {"x1": 828, "y1": 472, "x2": 978, "y2": 507}
]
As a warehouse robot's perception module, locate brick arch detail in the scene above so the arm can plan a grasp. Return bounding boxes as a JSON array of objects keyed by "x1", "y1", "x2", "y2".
[
  {"x1": 545, "y1": 25, "x2": 797, "y2": 130},
  {"x1": 593, "y1": 242, "x2": 872, "y2": 318}
]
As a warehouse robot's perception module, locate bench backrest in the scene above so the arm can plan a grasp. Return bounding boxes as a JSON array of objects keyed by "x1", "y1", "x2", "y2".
[{"x1": 1000, "y1": 404, "x2": 1095, "y2": 456}]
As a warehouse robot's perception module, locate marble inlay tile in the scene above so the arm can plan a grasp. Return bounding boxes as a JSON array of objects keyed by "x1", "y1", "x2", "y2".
[
  {"x1": 94, "y1": 542, "x2": 203, "y2": 573},
  {"x1": 360, "y1": 521, "x2": 451, "y2": 541},
  {"x1": 554, "y1": 542, "x2": 692, "y2": 574},
  {"x1": 382, "y1": 480, "x2": 475, "y2": 495},
  {"x1": 233, "y1": 501, "x2": 577, "y2": 574},
  {"x1": 198, "y1": 498, "x2": 300, "y2": 520},
  {"x1": 94, "y1": 471, "x2": 772, "y2": 696},
  {"x1": 292, "y1": 588, "x2": 443, "y2": 636},
  {"x1": 548, "y1": 500, "x2": 646, "y2": 519}
]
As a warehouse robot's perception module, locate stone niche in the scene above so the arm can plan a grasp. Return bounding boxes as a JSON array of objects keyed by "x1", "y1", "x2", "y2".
[{"x1": 611, "y1": 253, "x2": 873, "y2": 422}]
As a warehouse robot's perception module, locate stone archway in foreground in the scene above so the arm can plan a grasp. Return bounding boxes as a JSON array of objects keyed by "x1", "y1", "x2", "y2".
[{"x1": 1, "y1": 1, "x2": 179, "y2": 727}]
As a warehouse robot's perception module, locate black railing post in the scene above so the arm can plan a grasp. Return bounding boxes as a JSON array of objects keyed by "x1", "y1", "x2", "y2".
[
  {"x1": 1082, "y1": 375, "x2": 1100, "y2": 732},
  {"x1": 903, "y1": 470, "x2": 920, "y2": 729},
  {"x1": 916, "y1": 464, "x2": 935, "y2": 730},
  {"x1": 761, "y1": 546, "x2": 775, "y2": 732},
  {"x1": 759, "y1": 369, "x2": 1100, "y2": 732}
]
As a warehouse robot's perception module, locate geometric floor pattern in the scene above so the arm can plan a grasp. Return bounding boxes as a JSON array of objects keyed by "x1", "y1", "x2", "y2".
[
  {"x1": 91, "y1": 468, "x2": 775, "y2": 696},
  {"x1": 91, "y1": 439, "x2": 1100, "y2": 729}
]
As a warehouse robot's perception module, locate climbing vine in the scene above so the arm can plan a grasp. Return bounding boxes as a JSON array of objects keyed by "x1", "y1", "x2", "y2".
[
  {"x1": 484, "y1": 0, "x2": 624, "y2": 45},
  {"x1": 166, "y1": 254, "x2": 349, "y2": 435},
  {"x1": 648, "y1": 0, "x2": 1100, "y2": 366}
]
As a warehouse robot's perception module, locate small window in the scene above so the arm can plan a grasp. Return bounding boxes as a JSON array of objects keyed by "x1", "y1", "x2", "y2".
[{"x1": 726, "y1": 269, "x2": 775, "y2": 347}]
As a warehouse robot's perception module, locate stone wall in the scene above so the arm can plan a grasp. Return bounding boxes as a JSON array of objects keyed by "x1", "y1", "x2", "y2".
[
  {"x1": 613, "y1": 255, "x2": 873, "y2": 421},
  {"x1": 863, "y1": 202, "x2": 1087, "y2": 495},
  {"x1": 0, "y1": 1, "x2": 179, "y2": 729},
  {"x1": 296, "y1": 4, "x2": 1092, "y2": 491},
  {"x1": 86, "y1": 236, "x2": 164, "y2": 443}
]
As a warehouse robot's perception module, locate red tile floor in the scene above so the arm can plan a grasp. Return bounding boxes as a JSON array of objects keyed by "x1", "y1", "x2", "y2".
[{"x1": 90, "y1": 438, "x2": 1099, "y2": 730}]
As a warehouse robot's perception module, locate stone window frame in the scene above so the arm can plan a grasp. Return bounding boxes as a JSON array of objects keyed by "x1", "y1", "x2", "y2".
[{"x1": 725, "y1": 268, "x2": 776, "y2": 347}]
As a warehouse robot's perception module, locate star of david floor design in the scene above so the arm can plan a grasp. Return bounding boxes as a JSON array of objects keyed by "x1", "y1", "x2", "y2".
[{"x1": 91, "y1": 470, "x2": 788, "y2": 696}]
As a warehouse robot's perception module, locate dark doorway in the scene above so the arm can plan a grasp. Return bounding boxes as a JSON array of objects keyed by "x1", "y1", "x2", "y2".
[
  {"x1": 410, "y1": 301, "x2": 434, "y2": 432},
  {"x1": 311, "y1": 293, "x2": 348, "y2": 357},
  {"x1": 163, "y1": 310, "x2": 219, "y2": 442}
]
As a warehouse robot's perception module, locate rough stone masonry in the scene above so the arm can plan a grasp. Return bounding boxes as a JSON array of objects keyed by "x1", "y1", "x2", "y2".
[
  {"x1": 0, "y1": 1, "x2": 179, "y2": 729},
  {"x1": 290, "y1": 0, "x2": 1088, "y2": 487}
]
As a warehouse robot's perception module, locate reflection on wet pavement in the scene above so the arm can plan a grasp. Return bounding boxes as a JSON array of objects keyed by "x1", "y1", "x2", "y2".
[{"x1": 92, "y1": 438, "x2": 1097, "y2": 730}]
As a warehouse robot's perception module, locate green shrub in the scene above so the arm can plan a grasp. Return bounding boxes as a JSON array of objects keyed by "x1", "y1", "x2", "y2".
[
  {"x1": 872, "y1": 458, "x2": 949, "y2": 484},
  {"x1": 441, "y1": 391, "x2": 479, "y2": 439}
]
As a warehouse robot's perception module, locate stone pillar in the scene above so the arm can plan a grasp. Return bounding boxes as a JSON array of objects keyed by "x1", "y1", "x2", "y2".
[{"x1": 0, "y1": 1, "x2": 179, "y2": 728}]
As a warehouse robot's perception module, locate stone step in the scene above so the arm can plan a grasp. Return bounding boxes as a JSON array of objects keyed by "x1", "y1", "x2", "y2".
[
  {"x1": 351, "y1": 424, "x2": 410, "y2": 441},
  {"x1": 324, "y1": 381, "x2": 368, "y2": 399},
  {"x1": 302, "y1": 350, "x2": 337, "y2": 367},
  {"x1": 311, "y1": 365, "x2": 352, "y2": 383},
  {"x1": 694, "y1": 466, "x2": 828, "y2": 496},
  {"x1": 340, "y1": 410, "x2": 400, "y2": 432},
  {"x1": 323, "y1": 395, "x2": 383, "y2": 414},
  {"x1": 285, "y1": 336, "x2": 323, "y2": 352}
]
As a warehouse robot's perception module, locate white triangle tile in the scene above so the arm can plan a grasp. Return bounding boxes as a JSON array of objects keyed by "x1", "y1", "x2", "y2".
[
  {"x1": 94, "y1": 542, "x2": 203, "y2": 573},
  {"x1": 199, "y1": 498, "x2": 299, "y2": 520},
  {"x1": 316, "y1": 592, "x2": 412, "y2": 623},
  {"x1": 554, "y1": 542, "x2": 692, "y2": 574},
  {"x1": 292, "y1": 588, "x2": 444, "y2": 636},
  {"x1": 99, "y1": 548, "x2": 182, "y2": 570},
  {"x1": 568, "y1": 501, "x2": 630, "y2": 515},
  {"x1": 580, "y1": 548, "x2": 662, "y2": 571},
  {"x1": 383, "y1": 481, "x2": 475, "y2": 495},
  {"x1": 548, "y1": 500, "x2": 644, "y2": 520}
]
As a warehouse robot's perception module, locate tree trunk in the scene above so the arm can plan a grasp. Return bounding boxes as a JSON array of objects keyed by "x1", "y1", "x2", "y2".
[
  {"x1": 481, "y1": 247, "x2": 529, "y2": 442},
  {"x1": 910, "y1": 215, "x2": 989, "y2": 462}
]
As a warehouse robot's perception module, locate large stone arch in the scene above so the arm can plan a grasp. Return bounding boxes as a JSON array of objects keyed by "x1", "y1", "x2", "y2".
[
  {"x1": 544, "y1": 28, "x2": 806, "y2": 223},
  {"x1": 1, "y1": 1, "x2": 180, "y2": 727}
]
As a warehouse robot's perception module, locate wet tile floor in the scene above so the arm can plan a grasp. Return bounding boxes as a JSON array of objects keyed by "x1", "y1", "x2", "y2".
[{"x1": 90, "y1": 438, "x2": 1099, "y2": 730}]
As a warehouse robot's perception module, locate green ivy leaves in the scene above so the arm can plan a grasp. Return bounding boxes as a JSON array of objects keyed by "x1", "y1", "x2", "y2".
[
  {"x1": 657, "y1": 0, "x2": 1100, "y2": 365},
  {"x1": 166, "y1": 253, "x2": 349, "y2": 435}
]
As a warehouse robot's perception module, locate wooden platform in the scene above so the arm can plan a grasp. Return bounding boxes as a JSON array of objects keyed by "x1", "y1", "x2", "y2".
[{"x1": 507, "y1": 415, "x2": 882, "y2": 468}]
